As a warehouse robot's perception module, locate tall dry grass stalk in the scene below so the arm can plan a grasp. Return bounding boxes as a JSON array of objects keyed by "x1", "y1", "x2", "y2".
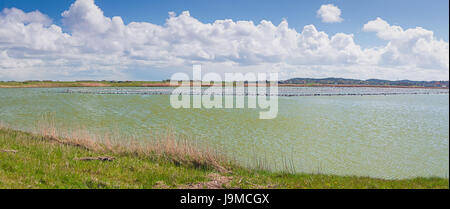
[{"x1": 27, "y1": 118, "x2": 231, "y2": 173}]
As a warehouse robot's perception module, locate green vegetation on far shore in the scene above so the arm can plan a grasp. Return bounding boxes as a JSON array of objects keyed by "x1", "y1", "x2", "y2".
[
  {"x1": 0, "y1": 127, "x2": 448, "y2": 189},
  {"x1": 1, "y1": 80, "x2": 448, "y2": 89},
  {"x1": 0, "y1": 81, "x2": 169, "y2": 88}
]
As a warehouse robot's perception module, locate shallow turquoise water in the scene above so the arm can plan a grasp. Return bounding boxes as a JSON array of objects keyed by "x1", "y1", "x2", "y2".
[{"x1": 0, "y1": 87, "x2": 448, "y2": 179}]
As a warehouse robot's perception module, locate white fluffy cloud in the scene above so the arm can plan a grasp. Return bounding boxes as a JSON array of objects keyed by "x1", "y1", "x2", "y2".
[
  {"x1": 0, "y1": 0, "x2": 448, "y2": 81},
  {"x1": 317, "y1": 4, "x2": 343, "y2": 23},
  {"x1": 363, "y1": 17, "x2": 449, "y2": 70}
]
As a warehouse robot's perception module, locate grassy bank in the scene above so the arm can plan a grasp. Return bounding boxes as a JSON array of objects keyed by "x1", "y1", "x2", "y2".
[{"x1": 0, "y1": 128, "x2": 448, "y2": 189}]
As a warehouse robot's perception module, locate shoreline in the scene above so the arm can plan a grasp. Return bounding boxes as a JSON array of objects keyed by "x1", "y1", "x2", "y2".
[
  {"x1": 0, "y1": 127, "x2": 448, "y2": 189},
  {"x1": 0, "y1": 81, "x2": 448, "y2": 89}
]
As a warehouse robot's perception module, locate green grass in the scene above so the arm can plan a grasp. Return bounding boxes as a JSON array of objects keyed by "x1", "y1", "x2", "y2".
[{"x1": 0, "y1": 128, "x2": 448, "y2": 189}]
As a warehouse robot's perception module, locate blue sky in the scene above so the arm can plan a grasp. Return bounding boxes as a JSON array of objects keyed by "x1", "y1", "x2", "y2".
[
  {"x1": 0, "y1": 0, "x2": 448, "y2": 81},
  {"x1": 1, "y1": 0, "x2": 448, "y2": 47}
]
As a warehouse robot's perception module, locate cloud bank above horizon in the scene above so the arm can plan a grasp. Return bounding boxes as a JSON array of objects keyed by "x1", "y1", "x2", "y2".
[{"x1": 0, "y1": 0, "x2": 448, "y2": 81}]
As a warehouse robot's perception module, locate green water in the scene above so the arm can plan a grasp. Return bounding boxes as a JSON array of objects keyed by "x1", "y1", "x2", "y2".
[{"x1": 0, "y1": 88, "x2": 448, "y2": 179}]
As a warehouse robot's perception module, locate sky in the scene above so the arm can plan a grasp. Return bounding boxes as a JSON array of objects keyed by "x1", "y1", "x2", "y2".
[{"x1": 0, "y1": 0, "x2": 448, "y2": 81}]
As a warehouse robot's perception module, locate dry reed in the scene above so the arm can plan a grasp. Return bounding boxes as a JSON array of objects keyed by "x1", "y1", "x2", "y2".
[{"x1": 7, "y1": 120, "x2": 231, "y2": 173}]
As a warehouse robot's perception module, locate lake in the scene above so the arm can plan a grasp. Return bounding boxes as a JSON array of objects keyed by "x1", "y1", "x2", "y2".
[{"x1": 0, "y1": 87, "x2": 448, "y2": 179}]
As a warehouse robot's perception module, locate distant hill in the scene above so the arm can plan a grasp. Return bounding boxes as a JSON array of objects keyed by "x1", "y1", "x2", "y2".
[{"x1": 279, "y1": 78, "x2": 449, "y2": 88}]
